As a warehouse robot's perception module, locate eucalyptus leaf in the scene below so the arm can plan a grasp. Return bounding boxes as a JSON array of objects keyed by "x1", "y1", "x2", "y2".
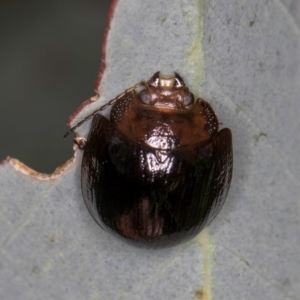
[{"x1": 1, "y1": 1, "x2": 299, "y2": 299}]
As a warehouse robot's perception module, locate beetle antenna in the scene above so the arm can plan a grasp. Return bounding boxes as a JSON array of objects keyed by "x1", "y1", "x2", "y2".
[{"x1": 63, "y1": 81, "x2": 148, "y2": 139}]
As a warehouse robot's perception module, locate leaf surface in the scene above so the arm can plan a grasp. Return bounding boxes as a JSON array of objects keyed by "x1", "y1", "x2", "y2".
[{"x1": 1, "y1": 1, "x2": 300, "y2": 299}]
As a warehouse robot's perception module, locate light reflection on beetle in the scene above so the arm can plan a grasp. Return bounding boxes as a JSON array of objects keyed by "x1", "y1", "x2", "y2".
[{"x1": 66, "y1": 72, "x2": 233, "y2": 249}]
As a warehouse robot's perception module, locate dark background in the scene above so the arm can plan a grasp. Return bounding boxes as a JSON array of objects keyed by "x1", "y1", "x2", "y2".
[{"x1": 0, "y1": 0, "x2": 111, "y2": 173}]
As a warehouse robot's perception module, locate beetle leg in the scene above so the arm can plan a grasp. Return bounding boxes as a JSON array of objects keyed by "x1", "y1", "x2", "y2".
[{"x1": 73, "y1": 137, "x2": 87, "y2": 150}]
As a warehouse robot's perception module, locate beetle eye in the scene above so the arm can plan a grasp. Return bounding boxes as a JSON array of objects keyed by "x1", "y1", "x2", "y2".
[
  {"x1": 183, "y1": 92, "x2": 194, "y2": 106},
  {"x1": 139, "y1": 90, "x2": 151, "y2": 104}
]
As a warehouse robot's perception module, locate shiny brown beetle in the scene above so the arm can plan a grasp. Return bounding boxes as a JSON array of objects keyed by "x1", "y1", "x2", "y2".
[{"x1": 65, "y1": 72, "x2": 233, "y2": 248}]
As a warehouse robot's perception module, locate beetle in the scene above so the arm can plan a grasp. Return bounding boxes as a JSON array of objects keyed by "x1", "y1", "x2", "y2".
[{"x1": 65, "y1": 72, "x2": 233, "y2": 248}]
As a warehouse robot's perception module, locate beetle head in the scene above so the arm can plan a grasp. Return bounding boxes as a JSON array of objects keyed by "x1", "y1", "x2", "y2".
[{"x1": 138, "y1": 72, "x2": 194, "y2": 109}]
